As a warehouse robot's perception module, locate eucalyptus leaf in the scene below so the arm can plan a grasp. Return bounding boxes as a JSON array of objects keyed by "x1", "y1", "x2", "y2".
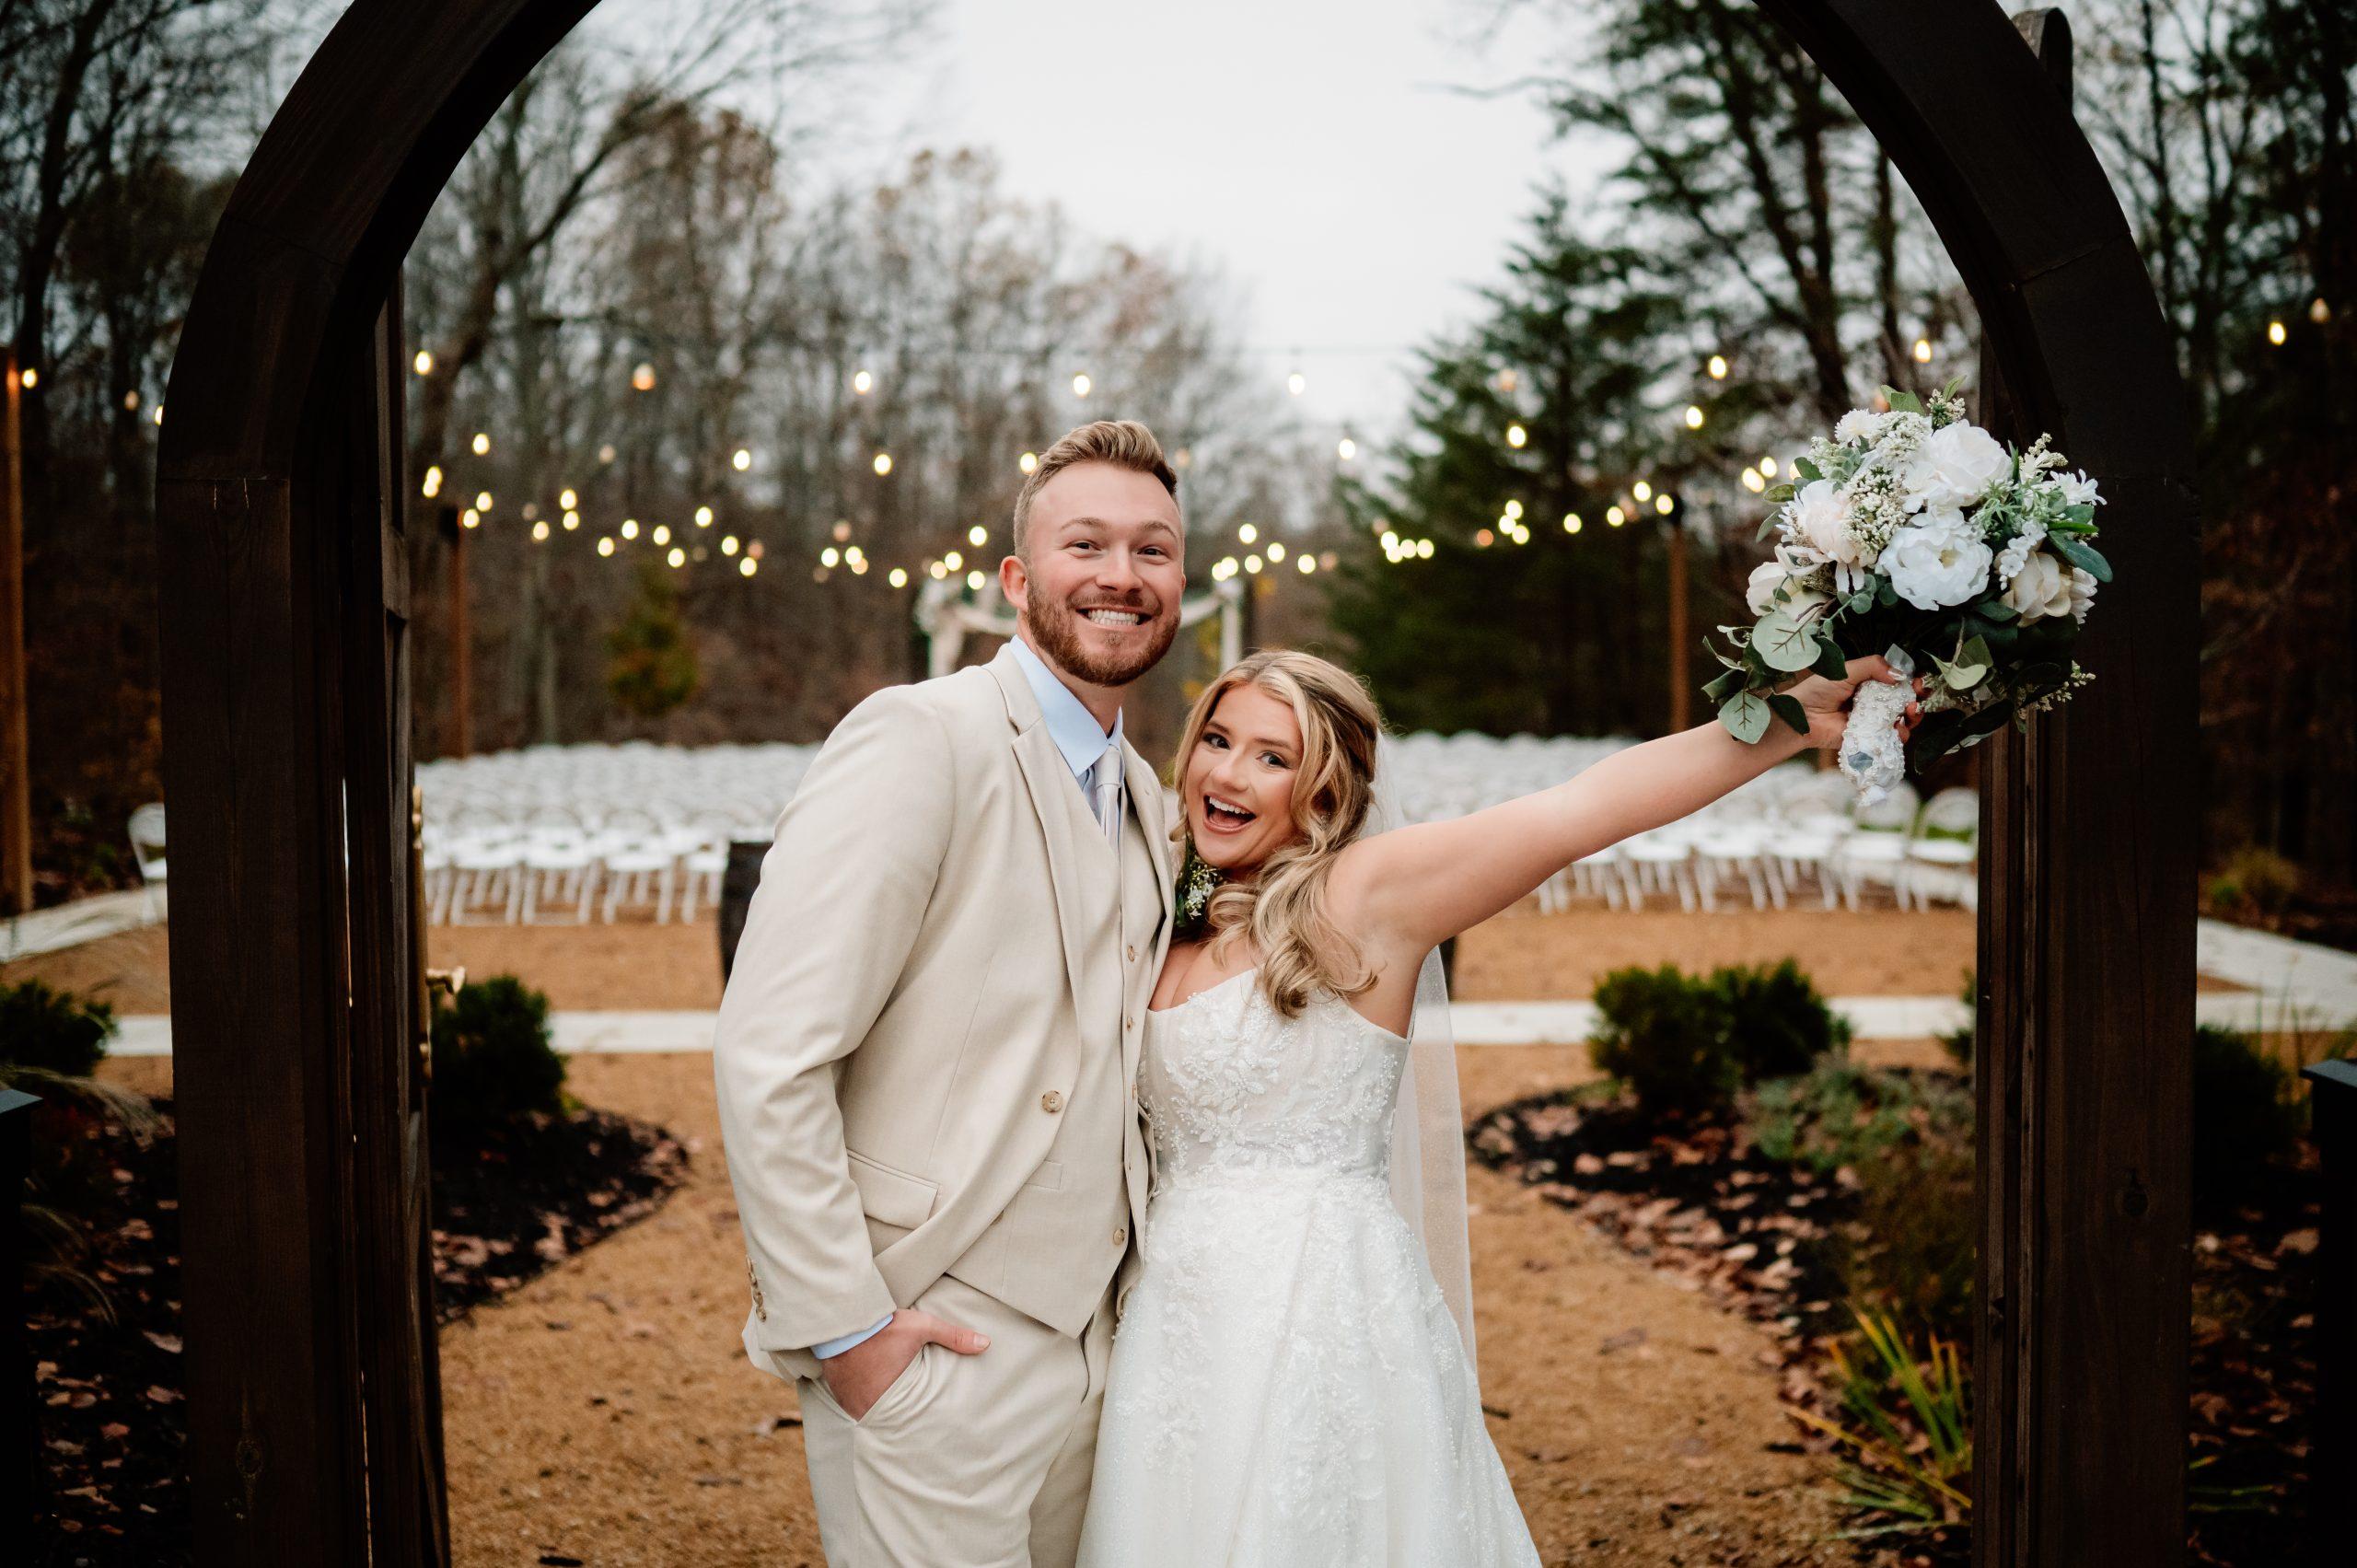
[
  {"x1": 1885, "y1": 389, "x2": 1923, "y2": 413},
  {"x1": 1792, "y1": 457, "x2": 1822, "y2": 482},
  {"x1": 1845, "y1": 588, "x2": 1877, "y2": 616},
  {"x1": 2049, "y1": 534, "x2": 2112, "y2": 583},
  {"x1": 1755, "y1": 514, "x2": 1779, "y2": 542},
  {"x1": 1702, "y1": 668, "x2": 1745, "y2": 702},
  {"x1": 1764, "y1": 483, "x2": 1796, "y2": 504},
  {"x1": 1719, "y1": 689, "x2": 1772, "y2": 745},
  {"x1": 1978, "y1": 599, "x2": 2018, "y2": 622},
  {"x1": 1811, "y1": 636, "x2": 1851, "y2": 680},
  {"x1": 1751, "y1": 608, "x2": 1824, "y2": 673},
  {"x1": 1875, "y1": 577, "x2": 1898, "y2": 607},
  {"x1": 1767, "y1": 692, "x2": 1810, "y2": 737}
]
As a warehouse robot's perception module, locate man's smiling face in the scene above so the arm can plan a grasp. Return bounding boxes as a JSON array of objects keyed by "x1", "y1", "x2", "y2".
[{"x1": 1002, "y1": 460, "x2": 1186, "y2": 689}]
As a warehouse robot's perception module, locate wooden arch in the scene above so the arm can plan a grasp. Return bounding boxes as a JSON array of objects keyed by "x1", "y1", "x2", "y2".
[{"x1": 155, "y1": 2, "x2": 2196, "y2": 1563}]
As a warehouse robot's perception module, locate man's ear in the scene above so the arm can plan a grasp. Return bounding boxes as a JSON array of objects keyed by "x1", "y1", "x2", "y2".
[{"x1": 999, "y1": 552, "x2": 1029, "y2": 613}]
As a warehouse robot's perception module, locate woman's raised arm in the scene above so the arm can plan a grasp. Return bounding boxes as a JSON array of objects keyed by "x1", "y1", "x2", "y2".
[{"x1": 1330, "y1": 659, "x2": 1917, "y2": 961}]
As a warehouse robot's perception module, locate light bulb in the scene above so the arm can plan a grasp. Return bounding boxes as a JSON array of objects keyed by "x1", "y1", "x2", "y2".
[
  {"x1": 413, "y1": 351, "x2": 434, "y2": 376},
  {"x1": 873, "y1": 451, "x2": 893, "y2": 475}
]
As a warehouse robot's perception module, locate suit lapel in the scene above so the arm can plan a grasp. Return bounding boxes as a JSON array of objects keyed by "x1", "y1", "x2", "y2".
[
  {"x1": 993, "y1": 651, "x2": 1095, "y2": 1032},
  {"x1": 1122, "y1": 741, "x2": 1175, "y2": 936}
]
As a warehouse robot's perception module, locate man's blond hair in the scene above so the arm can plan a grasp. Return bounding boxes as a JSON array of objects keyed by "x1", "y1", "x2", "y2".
[{"x1": 1011, "y1": 420, "x2": 1179, "y2": 558}]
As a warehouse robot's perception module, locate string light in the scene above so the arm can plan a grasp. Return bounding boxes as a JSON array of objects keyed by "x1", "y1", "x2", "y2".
[
  {"x1": 1071, "y1": 373, "x2": 1092, "y2": 398},
  {"x1": 598, "y1": 444, "x2": 617, "y2": 464},
  {"x1": 1297, "y1": 553, "x2": 1316, "y2": 575},
  {"x1": 1607, "y1": 505, "x2": 1625, "y2": 527},
  {"x1": 1268, "y1": 541, "x2": 1287, "y2": 562},
  {"x1": 1563, "y1": 513, "x2": 1583, "y2": 534},
  {"x1": 652, "y1": 524, "x2": 671, "y2": 546},
  {"x1": 695, "y1": 505, "x2": 714, "y2": 527},
  {"x1": 1741, "y1": 468, "x2": 1765, "y2": 493},
  {"x1": 667, "y1": 547, "x2": 685, "y2": 568},
  {"x1": 122, "y1": 389, "x2": 140, "y2": 412},
  {"x1": 1912, "y1": 337, "x2": 1933, "y2": 363},
  {"x1": 1018, "y1": 451, "x2": 1039, "y2": 474},
  {"x1": 2268, "y1": 319, "x2": 2288, "y2": 346},
  {"x1": 1505, "y1": 424, "x2": 1527, "y2": 448},
  {"x1": 475, "y1": 491, "x2": 494, "y2": 512},
  {"x1": 873, "y1": 451, "x2": 893, "y2": 475},
  {"x1": 471, "y1": 432, "x2": 490, "y2": 455},
  {"x1": 748, "y1": 540, "x2": 764, "y2": 559},
  {"x1": 968, "y1": 524, "x2": 988, "y2": 546},
  {"x1": 1760, "y1": 455, "x2": 1779, "y2": 478},
  {"x1": 152, "y1": 403, "x2": 163, "y2": 425},
  {"x1": 832, "y1": 521, "x2": 853, "y2": 542},
  {"x1": 2311, "y1": 297, "x2": 2333, "y2": 324},
  {"x1": 422, "y1": 466, "x2": 443, "y2": 499},
  {"x1": 1238, "y1": 523, "x2": 1259, "y2": 544},
  {"x1": 888, "y1": 566, "x2": 908, "y2": 587},
  {"x1": 621, "y1": 518, "x2": 639, "y2": 540},
  {"x1": 1416, "y1": 540, "x2": 1433, "y2": 559},
  {"x1": 1245, "y1": 555, "x2": 1264, "y2": 575},
  {"x1": 1287, "y1": 370, "x2": 1306, "y2": 396},
  {"x1": 18, "y1": 367, "x2": 35, "y2": 389},
  {"x1": 733, "y1": 447, "x2": 752, "y2": 471},
  {"x1": 1707, "y1": 354, "x2": 1728, "y2": 379},
  {"x1": 413, "y1": 351, "x2": 435, "y2": 376},
  {"x1": 944, "y1": 551, "x2": 964, "y2": 571},
  {"x1": 560, "y1": 488, "x2": 578, "y2": 510},
  {"x1": 1655, "y1": 493, "x2": 1675, "y2": 515},
  {"x1": 853, "y1": 368, "x2": 875, "y2": 394},
  {"x1": 1504, "y1": 499, "x2": 1523, "y2": 519},
  {"x1": 632, "y1": 362, "x2": 657, "y2": 391},
  {"x1": 851, "y1": 556, "x2": 869, "y2": 575},
  {"x1": 461, "y1": 508, "x2": 481, "y2": 528},
  {"x1": 740, "y1": 556, "x2": 758, "y2": 577},
  {"x1": 1632, "y1": 480, "x2": 1653, "y2": 503},
  {"x1": 722, "y1": 536, "x2": 739, "y2": 555},
  {"x1": 531, "y1": 520, "x2": 550, "y2": 541},
  {"x1": 1475, "y1": 528, "x2": 1494, "y2": 548},
  {"x1": 846, "y1": 546, "x2": 865, "y2": 568},
  {"x1": 929, "y1": 561, "x2": 948, "y2": 581},
  {"x1": 1337, "y1": 437, "x2": 1356, "y2": 460},
  {"x1": 1684, "y1": 404, "x2": 1705, "y2": 429},
  {"x1": 598, "y1": 537, "x2": 615, "y2": 556},
  {"x1": 563, "y1": 510, "x2": 580, "y2": 530},
  {"x1": 967, "y1": 569, "x2": 985, "y2": 590},
  {"x1": 822, "y1": 546, "x2": 841, "y2": 567}
]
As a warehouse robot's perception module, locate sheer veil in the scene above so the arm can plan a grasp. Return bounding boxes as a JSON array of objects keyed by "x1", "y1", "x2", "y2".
[{"x1": 1368, "y1": 740, "x2": 1480, "y2": 1383}]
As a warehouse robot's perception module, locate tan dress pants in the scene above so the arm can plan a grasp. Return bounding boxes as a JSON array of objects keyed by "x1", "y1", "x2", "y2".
[{"x1": 796, "y1": 1272, "x2": 1118, "y2": 1568}]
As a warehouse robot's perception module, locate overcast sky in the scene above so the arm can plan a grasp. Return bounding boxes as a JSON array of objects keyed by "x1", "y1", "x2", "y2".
[{"x1": 807, "y1": 0, "x2": 1607, "y2": 437}]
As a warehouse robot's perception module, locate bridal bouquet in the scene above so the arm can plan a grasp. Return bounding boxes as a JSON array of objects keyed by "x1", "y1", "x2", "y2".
[{"x1": 1704, "y1": 379, "x2": 2108, "y2": 802}]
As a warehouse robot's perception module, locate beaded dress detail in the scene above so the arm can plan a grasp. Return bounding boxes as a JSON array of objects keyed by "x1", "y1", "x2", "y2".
[{"x1": 1075, "y1": 969, "x2": 1540, "y2": 1568}]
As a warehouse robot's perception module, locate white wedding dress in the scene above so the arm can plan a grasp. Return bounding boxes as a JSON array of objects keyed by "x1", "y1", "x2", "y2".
[{"x1": 1075, "y1": 968, "x2": 1541, "y2": 1568}]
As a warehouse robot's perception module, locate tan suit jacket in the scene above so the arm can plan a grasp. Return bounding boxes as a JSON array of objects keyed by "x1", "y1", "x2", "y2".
[{"x1": 714, "y1": 645, "x2": 1173, "y2": 1385}]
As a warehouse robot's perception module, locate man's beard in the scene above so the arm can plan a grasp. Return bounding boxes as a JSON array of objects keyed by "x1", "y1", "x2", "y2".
[{"x1": 1027, "y1": 588, "x2": 1179, "y2": 688}]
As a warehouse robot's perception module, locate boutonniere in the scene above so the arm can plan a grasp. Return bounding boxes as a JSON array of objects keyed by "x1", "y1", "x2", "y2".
[{"x1": 1174, "y1": 842, "x2": 1223, "y2": 934}]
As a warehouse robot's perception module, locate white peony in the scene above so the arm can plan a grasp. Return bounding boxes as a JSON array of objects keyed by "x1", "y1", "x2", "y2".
[
  {"x1": 1744, "y1": 561, "x2": 1789, "y2": 615},
  {"x1": 1901, "y1": 421, "x2": 2012, "y2": 511},
  {"x1": 1786, "y1": 479, "x2": 1870, "y2": 566},
  {"x1": 2000, "y1": 550, "x2": 2073, "y2": 621},
  {"x1": 1880, "y1": 506, "x2": 1993, "y2": 610},
  {"x1": 2068, "y1": 564, "x2": 2097, "y2": 623},
  {"x1": 1834, "y1": 409, "x2": 1884, "y2": 445}
]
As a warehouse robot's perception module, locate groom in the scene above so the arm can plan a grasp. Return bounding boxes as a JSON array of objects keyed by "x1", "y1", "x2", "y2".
[{"x1": 714, "y1": 419, "x2": 1186, "y2": 1567}]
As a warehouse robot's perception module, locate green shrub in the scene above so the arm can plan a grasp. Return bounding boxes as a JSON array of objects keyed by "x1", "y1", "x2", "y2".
[
  {"x1": 1786, "y1": 1304, "x2": 1972, "y2": 1539},
  {"x1": 429, "y1": 975, "x2": 565, "y2": 1133},
  {"x1": 1588, "y1": 963, "x2": 1742, "y2": 1118},
  {"x1": 1716, "y1": 958, "x2": 1852, "y2": 1082},
  {"x1": 0, "y1": 978, "x2": 116, "y2": 1077},
  {"x1": 1748, "y1": 1059, "x2": 1970, "y2": 1178},
  {"x1": 1937, "y1": 966, "x2": 1975, "y2": 1071},
  {"x1": 1854, "y1": 1125, "x2": 1977, "y2": 1341},
  {"x1": 1592, "y1": 959, "x2": 1852, "y2": 1119},
  {"x1": 2204, "y1": 844, "x2": 2302, "y2": 918},
  {"x1": 2191, "y1": 1022, "x2": 2299, "y2": 1202}
]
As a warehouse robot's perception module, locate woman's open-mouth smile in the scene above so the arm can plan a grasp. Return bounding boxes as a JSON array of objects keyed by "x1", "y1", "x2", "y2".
[{"x1": 1200, "y1": 794, "x2": 1257, "y2": 834}]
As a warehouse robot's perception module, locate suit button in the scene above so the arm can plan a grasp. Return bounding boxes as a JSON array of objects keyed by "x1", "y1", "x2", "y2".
[
  {"x1": 1126, "y1": 945, "x2": 1138, "y2": 962},
  {"x1": 1040, "y1": 1090, "x2": 1065, "y2": 1113},
  {"x1": 1113, "y1": 1227, "x2": 1128, "y2": 1247},
  {"x1": 1124, "y1": 1015, "x2": 1136, "y2": 1032}
]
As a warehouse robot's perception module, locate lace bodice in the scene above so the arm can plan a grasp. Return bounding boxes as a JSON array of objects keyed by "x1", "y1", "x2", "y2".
[{"x1": 1140, "y1": 968, "x2": 1409, "y2": 1196}]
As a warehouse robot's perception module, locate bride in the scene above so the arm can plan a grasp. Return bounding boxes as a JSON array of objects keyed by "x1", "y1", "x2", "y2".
[{"x1": 1075, "y1": 647, "x2": 1922, "y2": 1566}]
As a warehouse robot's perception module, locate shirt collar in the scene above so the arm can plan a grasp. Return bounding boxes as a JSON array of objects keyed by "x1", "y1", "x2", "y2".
[{"x1": 1009, "y1": 634, "x2": 1123, "y2": 783}]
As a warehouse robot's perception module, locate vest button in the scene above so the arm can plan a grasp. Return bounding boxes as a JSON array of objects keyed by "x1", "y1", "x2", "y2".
[
  {"x1": 1040, "y1": 1090, "x2": 1065, "y2": 1113},
  {"x1": 1126, "y1": 945, "x2": 1138, "y2": 963},
  {"x1": 1113, "y1": 1226, "x2": 1128, "y2": 1247}
]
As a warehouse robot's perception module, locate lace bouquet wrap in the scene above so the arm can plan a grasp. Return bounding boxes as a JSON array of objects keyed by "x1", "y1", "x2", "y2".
[{"x1": 1704, "y1": 380, "x2": 2109, "y2": 803}]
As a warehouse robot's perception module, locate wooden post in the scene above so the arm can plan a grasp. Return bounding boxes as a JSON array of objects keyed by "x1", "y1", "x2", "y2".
[
  {"x1": 2304, "y1": 1058, "x2": 2357, "y2": 1562},
  {"x1": 441, "y1": 504, "x2": 470, "y2": 757},
  {"x1": 1665, "y1": 514, "x2": 1690, "y2": 733},
  {"x1": 0, "y1": 1087, "x2": 38, "y2": 1527},
  {"x1": 0, "y1": 349, "x2": 29, "y2": 914}
]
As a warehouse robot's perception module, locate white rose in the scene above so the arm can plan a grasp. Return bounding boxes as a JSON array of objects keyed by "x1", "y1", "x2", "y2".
[
  {"x1": 1744, "y1": 561, "x2": 1786, "y2": 614},
  {"x1": 1902, "y1": 421, "x2": 2011, "y2": 511},
  {"x1": 1834, "y1": 409, "x2": 1883, "y2": 445},
  {"x1": 2000, "y1": 550, "x2": 2073, "y2": 621},
  {"x1": 1880, "y1": 507, "x2": 1994, "y2": 610},
  {"x1": 1786, "y1": 479, "x2": 1869, "y2": 565},
  {"x1": 2068, "y1": 564, "x2": 2097, "y2": 624}
]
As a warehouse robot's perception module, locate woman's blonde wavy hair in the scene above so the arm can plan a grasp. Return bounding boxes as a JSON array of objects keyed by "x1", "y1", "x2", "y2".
[{"x1": 1170, "y1": 649, "x2": 1385, "y2": 1017}]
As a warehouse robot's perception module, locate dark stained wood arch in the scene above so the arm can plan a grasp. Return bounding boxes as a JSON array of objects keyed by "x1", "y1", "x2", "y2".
[{"x1": 156, "y1": 3, "x2": 2197, "y2": 1563}]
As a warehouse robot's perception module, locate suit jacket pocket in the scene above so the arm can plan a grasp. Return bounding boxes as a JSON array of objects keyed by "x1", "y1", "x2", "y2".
[{"x1": 845, "y1": 1148, "x2": 939, "y2": 1230}]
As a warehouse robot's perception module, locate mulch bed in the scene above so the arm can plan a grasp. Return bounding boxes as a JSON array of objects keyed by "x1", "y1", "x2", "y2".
[
  {"x1": 1469, "y1": 1082, "x2": 2324, "y2": 1568},
  {"x1": 25, "y1": 1096, "x2": 689, "y2": 1565}
]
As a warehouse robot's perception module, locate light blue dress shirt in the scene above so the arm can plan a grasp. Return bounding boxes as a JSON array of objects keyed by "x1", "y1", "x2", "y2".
[{"x1": 809, "y1": 637, "x2": 1123, "y2": 1360}]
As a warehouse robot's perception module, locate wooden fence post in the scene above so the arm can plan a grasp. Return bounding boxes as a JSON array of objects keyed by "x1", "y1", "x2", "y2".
[
  {"x1": 1, "y1": 1087, "x2": 40, "y2": 1527},
  {"x1": 2303, "y1": 1058, "x2": 2356, "y2": 1562},
  {"x1": 1, "y1": 349, "x2": 29, "y2": 915}
]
